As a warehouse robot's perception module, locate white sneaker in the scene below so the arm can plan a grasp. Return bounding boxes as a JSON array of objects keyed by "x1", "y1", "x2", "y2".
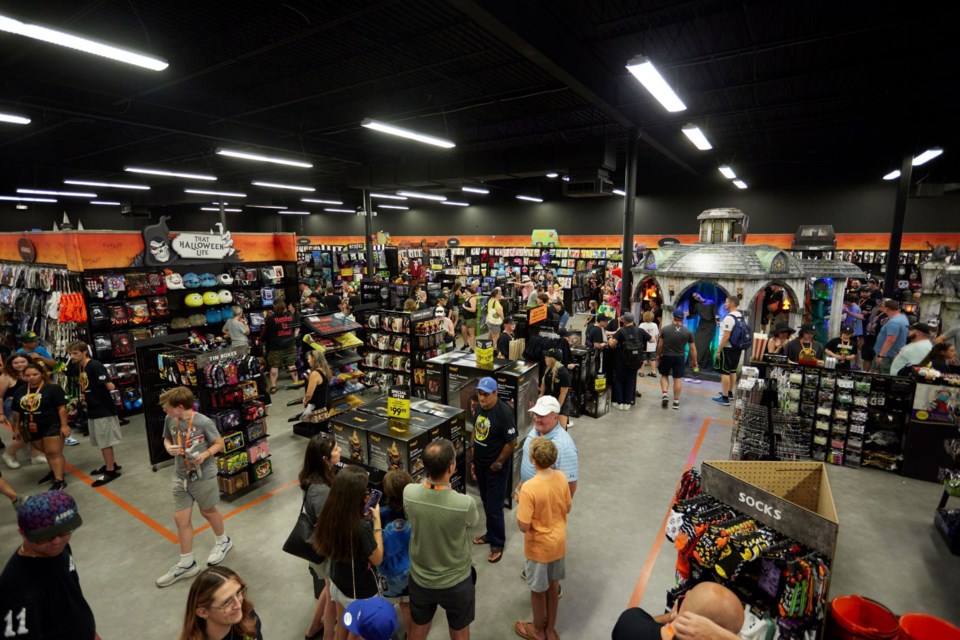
[
  {"x1": 156, "y1": 561, "x2": 200, "y2": 588},
  {"x1": 207, "y1": 537, "x2": 233, "y2": 565},
  {"x1": 2, "y1": 453, "x2": 20, "y2": 469},
  {"x1": 31, "y1": 455, "x2": 48, "y2": 465}
]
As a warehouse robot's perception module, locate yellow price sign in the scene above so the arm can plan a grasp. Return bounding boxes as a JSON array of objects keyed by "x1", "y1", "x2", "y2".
[
  {"x1": 387, "y1": 385, "x2": 411, "y2": 420},
  {"x1": 594, "y1": 374, "x2": 607, "y2": 392}
]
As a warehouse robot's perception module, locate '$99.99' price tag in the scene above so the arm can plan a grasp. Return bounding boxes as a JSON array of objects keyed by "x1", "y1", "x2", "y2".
[{"x1": 387, "y1": 385, "x2": 411, "y2": 420}]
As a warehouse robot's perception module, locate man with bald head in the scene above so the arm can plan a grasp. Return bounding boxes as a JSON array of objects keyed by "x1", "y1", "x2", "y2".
[{"x1": 611, "y1": 582, "x2": 744, "y2": 640}]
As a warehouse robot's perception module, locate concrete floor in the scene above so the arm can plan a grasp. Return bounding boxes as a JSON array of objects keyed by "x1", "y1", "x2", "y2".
[{"x1": 1, "y1": 377, "x2": 957, "y2": 639}]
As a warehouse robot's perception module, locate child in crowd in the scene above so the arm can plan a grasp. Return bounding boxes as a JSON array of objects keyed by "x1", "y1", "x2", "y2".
[
  {"x1": 515, "y1": 437, "x2": 572, "y2": 640},
  {"x1": 157, "y1": 386, "x2": 233, "y2": 588},
  {"x1": 379, "y1": 469, "x2": 414, "y2": 636}
]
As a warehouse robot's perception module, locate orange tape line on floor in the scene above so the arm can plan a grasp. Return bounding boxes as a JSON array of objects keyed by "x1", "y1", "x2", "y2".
[
  {"x1": 626, "y1": 417, "x2": 730, "y2": 608},
  {"x1": 64, "y1": 461, "x2": 180, "y2": 544},
  {"x1": 193, "y1": 478, "x2": 299, "y2": 535}
]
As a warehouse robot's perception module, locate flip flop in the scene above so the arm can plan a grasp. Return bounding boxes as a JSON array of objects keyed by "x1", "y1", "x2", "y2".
[
  {"x1": 472, "y1": 535, "x2": 489, "y2": 545},
  {"x1": 514, "y1": 621, "x2": 538, "y2": 640},
  {"x1": 488, "y1": 549, "x2": 503, "y2": 563},
  {"x1": 269, "y1": 386, "x2": 278, "y2": 394}
]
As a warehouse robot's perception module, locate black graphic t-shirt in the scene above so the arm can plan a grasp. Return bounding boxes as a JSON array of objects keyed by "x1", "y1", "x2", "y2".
[
  {"x1": 81, "y1": 359, "x2": 116, "y2": 419},
  {"x1": 264, "y1": 312, "x2": 297, "y2": 349},
  {"x1": 825, "y1": 338, "x2": 859, "y2": 369},
  {"x1": 471, "y1": 399, "x2": 517, "y2": 466},
  {"x1": 12, "y1": 383, "x2": 67, "y2": 431}
]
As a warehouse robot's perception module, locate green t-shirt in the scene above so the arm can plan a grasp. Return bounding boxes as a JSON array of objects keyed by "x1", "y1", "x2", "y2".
[{"x1": 403, "y1": 482, "x2": 479, "y2": 589}]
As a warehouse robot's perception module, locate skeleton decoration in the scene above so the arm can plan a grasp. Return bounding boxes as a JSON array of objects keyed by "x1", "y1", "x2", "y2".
[{"x1": 142, "y1": 216, "x2": 177, "y2": 267}]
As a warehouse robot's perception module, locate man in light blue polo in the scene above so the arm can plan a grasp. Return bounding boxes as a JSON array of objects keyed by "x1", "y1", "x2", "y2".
[{"x1": 876, "y1": 299, "x2": 910, "y2": 374}]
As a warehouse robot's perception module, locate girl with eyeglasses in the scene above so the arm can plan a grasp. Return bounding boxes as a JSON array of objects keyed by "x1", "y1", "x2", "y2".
[{"x1": 179, "y1": 566, "x2": 262, "y2": 640}]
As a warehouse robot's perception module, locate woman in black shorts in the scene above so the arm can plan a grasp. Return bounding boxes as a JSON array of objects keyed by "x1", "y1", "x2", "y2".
[
  {"x1": 539, "y1": 348, "x2": 571, "y2": 429},
  {"x1": 459, "y1": 282, "x2": 479, "y2": 352},
  {"x1": 10, "y1": 363, "x2": 70, "y2": 490}
]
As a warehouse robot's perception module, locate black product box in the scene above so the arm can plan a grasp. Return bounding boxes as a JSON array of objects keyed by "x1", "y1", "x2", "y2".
[
  {"x1": 584, "y1": 388, "x2": 611, "y2": 418},
  {"x1": 494, "y1": 359, "x2": 540, "y2": 442},
  {"x1": 367, "y1": 419, "x2": 429, "y2": 478},
  {"x1": 410, "y1": 399, "x2": 466, "y2": 450},
  {"x1": 446, "y1": 356, "x2": 510, "y2": 431},
  {"x1": 330, "y1": 410, "x2": 385, "y2": 465},
  {"x1": 424, "y1": 351, "x2": 463, "y2": 402},
  {"x1": 450, "y1": 468, "x2": 465, "y2": 494},
  {"x1": 357, "y1": 396, "x2": 391, "y2": 419}
]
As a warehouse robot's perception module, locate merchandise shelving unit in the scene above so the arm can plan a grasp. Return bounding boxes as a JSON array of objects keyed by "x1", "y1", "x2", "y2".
[{"x1": 358, "y1": 308, "x2": 446, "y2": 398}]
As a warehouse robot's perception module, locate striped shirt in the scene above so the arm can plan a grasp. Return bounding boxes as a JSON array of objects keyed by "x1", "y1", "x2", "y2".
[{"x1": 520, "y1": 424, "x2": 579, "y2": 484}]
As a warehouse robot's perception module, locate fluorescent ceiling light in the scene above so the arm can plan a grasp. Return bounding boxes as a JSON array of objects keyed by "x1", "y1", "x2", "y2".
[
  {"x1": 201, "y1": 207, "x2": 241, "y2": 212},
  {"x1": 0, "y1": 13, "x2": 169, "y2": 71},
  {"x1": 278, "y1": 210, "x2": 311, "y2": 215},
  {"x1": 247, "y1": 205, "x2": 287, "y2": 210},
  {"x1": 0, "y1": 195, "x2": 56, "y2": 202},
  {"x1": 912, "y1": 148, "x2": 943, "y2": 166},
  {"x1": 184, "y1": 189, "x2": 245, "y2": 197},
  {"x1": 516, "y1": 195, "x2": 544, "y2": 203},
  {"x1": 681, "y1": 124, "x2": 712, "y2": 150},
  {"x1": 718, "y1": 165, "x2": 737, "y2": 180},
  {"x1": 0, "y1": 112, "x2": 30, "y2": 125},
  {"x1": 462, "y1": 185, "x2": 489, "y2": 194},
  {"x1": 90, "y1": 200, "x2": 120, "y2": 206},
  {"x1": 377, "y1": 204, "x2": 409, "y2": 210},
  {"x1": 324, "y1": 208, "x2": 355, "y2": 213},
  {"x1": 612, "y1": 189, "x2": 626, "y2": 196},
  {"x1": 66, "y1": 180, "x2": 149, "y2": 190},
  {"x1": 361, "y1": 118, "x2": 455, "y2": 148},
  {"x1": 625, "y1": 55, "x2": 687, "y2": 112},
  {"x1": 302, "y1": 197, "x2": 342, "y2": 205},
  {"x1": 216, "y1": 148, "x2": 312, "y2": 168},
  {"x1": 441, "y1": 200, "x2": 469, "y2": 207},
  {"x1": 883, "y1": 170, "x2": 901, "y2": 181},
  {"x1": 252, "y1": 180, "x2": 315, "y2": 192},
  {"x1": 370, "y1": 192, "x2": 407, "y2": 201},
  {"x1": 733, "y1": 180, "x2": 748, "y2": 189},
  {"x1": 546, "y1": 172, "x2": 559, "y2": 178},
  {"x1": 126, "y1": 166, "x2": 216, "y2": 180},
  {"x1": 18, "y1": 188, "x2": 96, "y2": 197},
  {"x1": 397, "y1": 190, "x2": 446, "y2": 202}
]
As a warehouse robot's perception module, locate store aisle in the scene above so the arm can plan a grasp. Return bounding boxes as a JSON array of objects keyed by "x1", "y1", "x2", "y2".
[{"x1": 0, "y1": 379, "x2": 956, "y2": 639}]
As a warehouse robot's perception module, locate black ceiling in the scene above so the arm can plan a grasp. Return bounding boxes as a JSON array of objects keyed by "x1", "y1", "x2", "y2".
[{"x1": 1, "y1": 0, "x2": 958, "y2": 211}]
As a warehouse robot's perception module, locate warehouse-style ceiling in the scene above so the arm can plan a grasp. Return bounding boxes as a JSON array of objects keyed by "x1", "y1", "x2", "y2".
[{"x1": 1, "y1": 0, "x2": 958, "y2": 209}]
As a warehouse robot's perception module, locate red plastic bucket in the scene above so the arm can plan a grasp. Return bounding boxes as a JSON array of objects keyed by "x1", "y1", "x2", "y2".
[
  {"x1": 898, "y1": 613, "x2": 960, "y2": 640},
  {"x1": 827, "y1": 595, "x2": 899, "y2": 640}
]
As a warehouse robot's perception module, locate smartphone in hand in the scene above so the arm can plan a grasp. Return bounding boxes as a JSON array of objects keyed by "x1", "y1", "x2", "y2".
[{"x1": 364, "y1": 489, "x2": 382, "y2": 516}]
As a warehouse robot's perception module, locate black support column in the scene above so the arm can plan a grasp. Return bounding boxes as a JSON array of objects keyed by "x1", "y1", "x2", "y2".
[
  {"x1": 363, "y1": 189, "x2": 374, "y2": 276},
  {"x1": 883, "y1": 153, "x2": 913, "y2": 297},
  {"x1": 621, "y1": 127, "x2": 639, "y2": 312}
]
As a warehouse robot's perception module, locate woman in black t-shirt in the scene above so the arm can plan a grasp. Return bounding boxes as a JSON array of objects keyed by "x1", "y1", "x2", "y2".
[
  {"x1": 10, "y1": 363, "x2": 69, "y2": 489},
  {"x1": 460, "y1": 282, "x2": 479, "y2": 352},
  {"x1": 1, "y1": 353, "x2": 47, "y2": 466},
  {"x1": 540, "y1": 348, "x2": 572, "y2": 428},
  {"x1": 313, "y1": 465, "x2": 384, "y2": 619}
]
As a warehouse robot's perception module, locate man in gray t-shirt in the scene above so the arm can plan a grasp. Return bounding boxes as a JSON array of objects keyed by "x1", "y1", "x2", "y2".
[
  {"x1": 155, "y1": 386, "x2": 233, "y2": 588},
  {"x1": 655, "y1": 310, "x2": 698, "y2": 410}
]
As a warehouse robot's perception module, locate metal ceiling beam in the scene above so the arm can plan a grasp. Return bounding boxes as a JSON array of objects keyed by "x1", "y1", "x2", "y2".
[{"x1": 445, "y1": 0, "x2": 697, "y2": 176}]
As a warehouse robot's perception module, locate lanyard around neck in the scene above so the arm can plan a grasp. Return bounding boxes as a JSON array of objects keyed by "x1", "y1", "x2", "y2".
[{"x1": 176, "y1": 413, "x2": 195, "y2": 451}]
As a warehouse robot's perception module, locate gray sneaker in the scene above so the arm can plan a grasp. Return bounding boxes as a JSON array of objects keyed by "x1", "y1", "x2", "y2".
[
  {"x1": 156, "y1": 561, "x2": 200, "y2": 588},
  {"x1": 207, "y1": 537, "x2": 233, "y2": 565}
]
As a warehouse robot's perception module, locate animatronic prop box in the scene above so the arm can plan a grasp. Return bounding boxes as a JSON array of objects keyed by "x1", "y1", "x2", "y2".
[
  {"x1": 329, "y1": 410, "x2": 383, "y2": 465},
  {"x1": 367, "y1": 419, "x2": 430, "y2": 478}
]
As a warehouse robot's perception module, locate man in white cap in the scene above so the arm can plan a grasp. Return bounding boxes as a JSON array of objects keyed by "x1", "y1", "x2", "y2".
[{"x1": 515, "y1": 396, "x2": 579, "y2": 591}]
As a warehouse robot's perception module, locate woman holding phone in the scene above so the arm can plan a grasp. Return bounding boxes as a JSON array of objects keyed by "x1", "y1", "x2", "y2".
[
  {"x1": 313, "y1": 465, "x2": 384, "y2": 640},
  {"x1": 300, "y1": 435, "x2": 340, "y2": 640}
]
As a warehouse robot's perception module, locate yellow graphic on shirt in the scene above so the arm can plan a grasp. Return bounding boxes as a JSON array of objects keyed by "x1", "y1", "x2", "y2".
[
  {"x1": 20, "y1": 392, "x2": 41, "y2": 413},
  {"x1": 80, "y1": 372, "x2": 89, "y2": 393},
  {"x1": 474, "y1": 414, "x2": 491, "y2": 441}
]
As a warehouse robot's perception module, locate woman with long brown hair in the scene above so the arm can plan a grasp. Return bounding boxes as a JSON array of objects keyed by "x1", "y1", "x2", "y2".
[
  {"x1": 302, "y1": 351, "x2": 332, "y2": 421},
  {"x1": 1, "y1": 353, "x2": 46, "y2": 468},
  {"x1": 300, "y1": 435, "x2": 341, "y2": 640},
  {"x1": 179, "y1": 566, "x2": 262, "y2": 640},
  {"x1": 9, "y1": 362, "x2": 69, "y2": 489},
  {"x1": 313, "y1": 465, "x2": 384, "y2": 640}
]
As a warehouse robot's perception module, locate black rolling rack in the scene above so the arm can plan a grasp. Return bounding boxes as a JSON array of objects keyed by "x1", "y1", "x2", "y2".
[{"x1": 134, "y1": 333, "x2": 190, "y2": 470}]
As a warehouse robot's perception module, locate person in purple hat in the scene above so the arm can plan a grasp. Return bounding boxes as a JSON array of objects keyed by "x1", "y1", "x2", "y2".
[
  {"x1": 0, "y1": 491, "x2": 99, "y2": 639},
  {"x1": 467, "y1": 376, "x2": 517, "y2": 564}
]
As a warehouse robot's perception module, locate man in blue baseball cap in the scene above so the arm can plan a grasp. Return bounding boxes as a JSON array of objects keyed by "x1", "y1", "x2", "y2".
[
  {"x1": 0, "y1": 491, "x2": 99, "y2": 639},
  {"x1": 343, "y1": 597, "x2": 399, "y2": 640},
  {"x1": 467, "y1": 376, "x2": 517, "y2": 564}
]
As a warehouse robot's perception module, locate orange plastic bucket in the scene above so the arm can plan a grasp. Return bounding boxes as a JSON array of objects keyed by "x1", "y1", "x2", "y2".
[
  {"x1": 898, "y1": 613, "x2": 960, "y2": 640},
  {"x1": 827, "y1": 595, "x2": 899, "y2": 640}
]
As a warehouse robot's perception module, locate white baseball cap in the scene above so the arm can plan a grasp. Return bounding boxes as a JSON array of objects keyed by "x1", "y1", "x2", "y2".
[{"x1": 529, "y1": 396, "x2": 561, "y2": 416}]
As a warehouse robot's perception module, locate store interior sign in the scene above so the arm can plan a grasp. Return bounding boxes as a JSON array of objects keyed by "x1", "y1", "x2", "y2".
[{"x1": 141, "y1": 216, "x2": 240, "y2": 266}]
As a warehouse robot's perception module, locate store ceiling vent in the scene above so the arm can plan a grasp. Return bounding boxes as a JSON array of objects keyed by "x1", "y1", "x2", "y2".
[
  {"x1": 562, "y1": 169, "x2": 614, "y2": 197},
  {"x1": 120, "y1": 202, "x2": 151, "y2": 218}
]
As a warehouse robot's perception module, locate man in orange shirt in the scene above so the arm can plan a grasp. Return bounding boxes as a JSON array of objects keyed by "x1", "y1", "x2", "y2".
[{"x1": 514, "y1": 437, "x2": 572, "y2": 640}]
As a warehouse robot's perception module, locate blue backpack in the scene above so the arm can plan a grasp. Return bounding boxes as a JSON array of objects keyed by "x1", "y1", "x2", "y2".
[{"x1": 728, "y1": 313, "x2": 753, "y2": 350}]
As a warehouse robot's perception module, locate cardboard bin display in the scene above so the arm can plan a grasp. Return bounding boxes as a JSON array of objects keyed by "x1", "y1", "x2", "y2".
[
  {"x1": 367, "y1": 419, "x2": 430, "y2": 478},
  {"x1": 700, "y1": 460, "x2": 839, "y2": 557},
  {"x1": 329, "y1": 410, "x2": 386, "y2": 465}
]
